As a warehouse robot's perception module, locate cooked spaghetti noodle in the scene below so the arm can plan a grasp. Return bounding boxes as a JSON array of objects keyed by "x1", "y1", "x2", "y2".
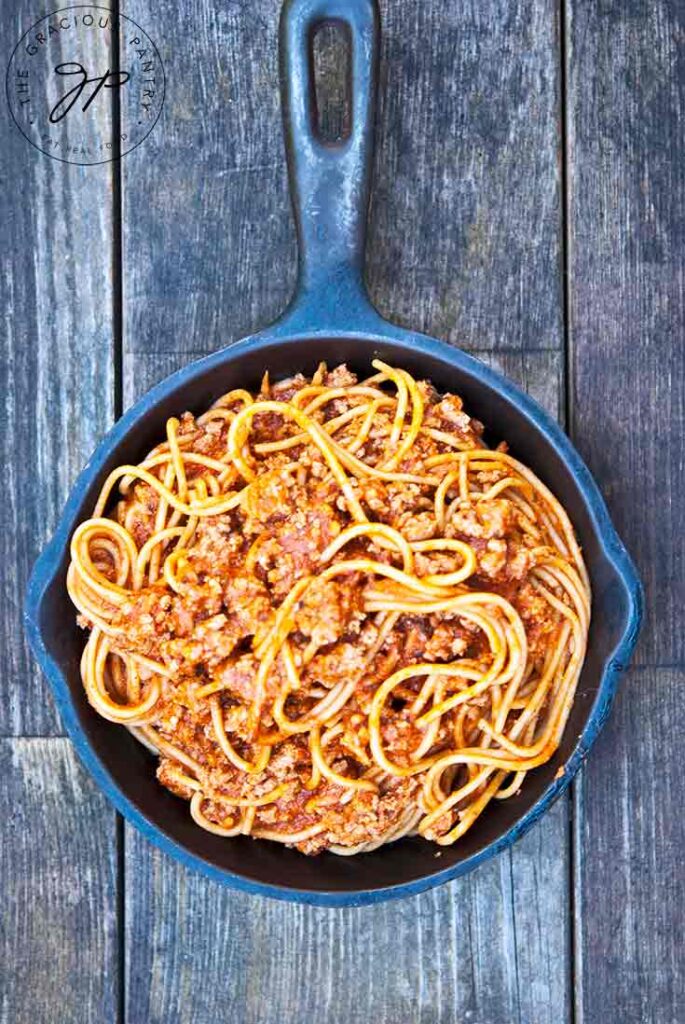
[{"x1": 68, "y1": 361, "x2": 590, "y2": 854}]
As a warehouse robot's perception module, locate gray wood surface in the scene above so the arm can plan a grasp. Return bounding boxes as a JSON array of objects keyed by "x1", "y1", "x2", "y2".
[
  {"x1": 1, "y1": 11, "x2": 121, "y2": 1021},
  {"x1": 3, "y1": 0, "x2": 682, "y2": 1020},
  {"x1": 367, "y1": 0, "x2": 564, "y2": 352},
  {"x1": 119, "y1": 0, "x2": 570, "y2": 1019},
  {"x1": 122, "y1": 350, "x2": 569, "y2": 1024},
  {"x1": 566, "y1": 0, "x2": 684, "y2": 668},
  {"x1": 124, "y1": 800, "x2": 568, "y2": 1024},
  {"x1": 1, "y1": 6, "x2": 116, "y2": 737},
  {"x1": 574, "y1": 669, "x2": 685, "y2": 1023},
  {"x1": 120, "y1": 0, "x2": 295, "y2": 362},
  {"x1": 0, "y1": 739, "x2": 118, "y2": 1024},
  {"x1": 567, "y1": 2, "x2": 685, "y2": 1020}
]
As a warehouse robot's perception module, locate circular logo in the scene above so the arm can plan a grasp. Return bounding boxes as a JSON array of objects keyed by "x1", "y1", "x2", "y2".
[{"x1": 6, "y1": 5, "x2": 165, "y2": 165}]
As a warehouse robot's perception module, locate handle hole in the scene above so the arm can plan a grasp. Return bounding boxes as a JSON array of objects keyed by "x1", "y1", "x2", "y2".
[{"x1": 310, "y1": 20, "x2": 351, "y2": 145}]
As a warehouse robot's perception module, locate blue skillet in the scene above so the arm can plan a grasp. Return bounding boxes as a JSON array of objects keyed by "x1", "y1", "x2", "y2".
[{"x1": 25, "y1": 0, "x2": 642, "y2": 906}]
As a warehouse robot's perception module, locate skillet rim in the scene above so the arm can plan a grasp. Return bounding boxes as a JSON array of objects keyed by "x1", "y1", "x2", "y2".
[{"x1": 24, "y1": 322, "x2": 643, "y2": 907}]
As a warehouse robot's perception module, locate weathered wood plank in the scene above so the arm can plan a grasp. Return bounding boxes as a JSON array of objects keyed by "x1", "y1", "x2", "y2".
[
  {"x1": 367, "y1": 0, "x2": 563, "y2": 351},
  {"x1": 312, "y1": 22, "x2": 351, "y2": 143},
  {"x1": 566, "y1": 0, "x2": 685, "y2": 666},
  {"x1": 567, "y1": 4, "x2": 685, "y2": 1020},
  {"x1": 0, "y1": 739, "x2": 118, "y2": 1024},
  {"x1": 121, "y1": 2, "x2": 569, "y2": 1021},
  {"x1": 120, "y1": 0, "x2": 295, "y2": 359},
  {"x1": 573, "y1": 669, "x2": 685, "y2": 1023},
  {"x1": 1, "y1": 6, "x2": 116, "y2": 736},
  {"x1": 124, "y1": 347, "x2": 563, "y2": 410},
  {"x1": 1, "y1": 14, "x2": 122, "y2": 1020},
  {"x1": 121, "y1": 0, "x2": 563, "y2": 361},
  {"x1": 121, "y1": 349, "x2": 569, "y2": 1024},
  {"x1": 125, "y1": 800, "x2": 568, "y2": 1024}
]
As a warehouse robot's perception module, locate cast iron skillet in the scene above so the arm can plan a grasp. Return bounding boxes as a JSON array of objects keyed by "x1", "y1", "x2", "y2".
[{"x1": 25, "y1": 0, "x2": 642, "y2": 906}]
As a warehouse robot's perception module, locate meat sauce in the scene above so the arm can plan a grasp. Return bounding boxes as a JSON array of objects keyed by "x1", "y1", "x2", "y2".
[{"x1": 85, "y1": 366, "x2": 564, "y2": 853}]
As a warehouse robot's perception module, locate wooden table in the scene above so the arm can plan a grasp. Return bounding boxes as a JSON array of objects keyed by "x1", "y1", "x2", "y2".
[{"x1": 2, "y1": 1, "x2": 682, "y2": 1021}]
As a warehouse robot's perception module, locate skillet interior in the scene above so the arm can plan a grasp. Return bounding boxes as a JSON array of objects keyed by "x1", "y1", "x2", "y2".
[{"x1": 30, "y1": 332, "x2": 638, "y2": 900}]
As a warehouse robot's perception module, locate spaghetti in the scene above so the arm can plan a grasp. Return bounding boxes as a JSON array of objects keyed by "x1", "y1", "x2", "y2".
[{"x1": 68, "y1": 361, "x2": 590, "y2": 854}]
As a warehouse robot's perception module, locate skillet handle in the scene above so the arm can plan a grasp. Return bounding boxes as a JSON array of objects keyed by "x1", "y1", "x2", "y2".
[{"x1": 275, "y1": 0, "x2": 384, "y2": 334}]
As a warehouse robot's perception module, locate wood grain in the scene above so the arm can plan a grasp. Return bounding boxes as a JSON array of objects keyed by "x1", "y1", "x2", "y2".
[
  {"x1": 125, "y1": 800, "x2": 568, "y2": 1024},
  {"x1": 565, "y1": 0, "x2": 685, "y2": 666},
  {"x1": 120, "y1": 0, "x2": 295, "y2": 360},
  {"x1": 119, "y1": 1, "x2": 570, "y2": 1020},
  {"x1": 121, "y1": 0, "x2": 563, "y2": 361},
  {"x1": 0, "y1": 739, "x2": 118, "y2": 1024},
  {"x1": 573, "y1": 669, "x2": 685, "y2": 1023},
  {"x1": 566, "y1": 4, "x2": 685, "y2": 1020},
  {"x1": 1, "y1": 13, "x2": 121, "y2": 1024},
  {"x1": 312, "y1": 21, "x2": 351, "y2": 144},
  {"x1": 2, "y1": 0, "x2": 683, "y2": 1019},
  {"x1": 1, "y1": 6, "x2": 116, "y2": 737},
  {"x1": 367, "y1": 0, "x2": 563, "y2": 351},
  {"x1": 120, "y1": 348, "x2": 569, "y2": 1024}
]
